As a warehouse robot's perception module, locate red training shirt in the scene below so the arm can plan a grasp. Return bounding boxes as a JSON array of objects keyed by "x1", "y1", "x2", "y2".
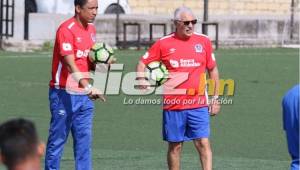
[
  {"x1": 140, "y1": 33, "x2": 217, "y2": 110},
  {"x1": 49, "y1": 17, "x2": 96, "y2": 90}
]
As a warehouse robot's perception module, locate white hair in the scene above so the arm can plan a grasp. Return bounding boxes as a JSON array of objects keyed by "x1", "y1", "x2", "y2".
[{"x1": 173, "y1": 6, "x2": 195, "y2": 20}]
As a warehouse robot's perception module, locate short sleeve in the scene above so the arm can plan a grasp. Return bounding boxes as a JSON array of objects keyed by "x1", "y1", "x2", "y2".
[
  {"x1": 205, "y1": 38, "x2": 216, "y2": 70},
  {"x1": 57, "y1": 27, "x2": 74, "y2": 57},
  {"x1": 140, "y1": 40, "x2": 161, "y2": 65}
]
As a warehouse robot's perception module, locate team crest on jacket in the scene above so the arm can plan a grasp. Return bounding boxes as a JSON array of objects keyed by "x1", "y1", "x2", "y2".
[{"x1": 195, "y1": 44, "x2": 203, "y2": 53}]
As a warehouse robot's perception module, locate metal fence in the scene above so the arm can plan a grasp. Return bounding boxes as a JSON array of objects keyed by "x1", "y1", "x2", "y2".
[{"x1": 0, "y1": 0, "x2": 14, "y2": 49}]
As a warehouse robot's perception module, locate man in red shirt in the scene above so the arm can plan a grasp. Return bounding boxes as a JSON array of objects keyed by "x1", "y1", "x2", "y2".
[
  {"x1": 137, "y1": 6, "x2": 220, "y2": 170},
  {"x1": 46, "y1": 0, "x2": 104, "y2": 169}
]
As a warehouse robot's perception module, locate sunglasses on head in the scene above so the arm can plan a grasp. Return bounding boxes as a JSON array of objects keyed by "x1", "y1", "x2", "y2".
[{"x1": 177, "y1": 19, "x2": 197, "y2": 26}]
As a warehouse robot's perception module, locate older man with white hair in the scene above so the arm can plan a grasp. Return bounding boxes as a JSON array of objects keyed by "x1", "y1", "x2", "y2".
[{"x1": 137, "y1": 6, "x2": 220, "y2": 170}]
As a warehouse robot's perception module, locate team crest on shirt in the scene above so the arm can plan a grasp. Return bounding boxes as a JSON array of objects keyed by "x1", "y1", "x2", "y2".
[
  {"x1": 91, "y1": 33, "x2": 96, "y2": 42},
  {"x1": 194, "y1": 44, "x2": 203, "y2": 53}
]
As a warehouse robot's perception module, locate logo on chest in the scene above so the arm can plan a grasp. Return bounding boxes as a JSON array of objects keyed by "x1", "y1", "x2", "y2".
[
  {"x1": 76, "y1": 49, "x2": 90, "y2": 58},
  {"x1": 76, "y1": 37, "x2": 82, "y2": 43},
  {"x1": 169, "y1": 48, "x2": 176, "y2": 53},
  {"x1": 169, "y1": 59, "x2": 201, "y2": 68},
  {"x1": 194, "y1": 44, "x2": 203, "y2": 53}
]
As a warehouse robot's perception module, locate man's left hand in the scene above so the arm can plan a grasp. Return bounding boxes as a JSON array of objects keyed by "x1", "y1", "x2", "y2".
[{"x1": 209, "y1": 98, "x2": 220, "y2": 116}]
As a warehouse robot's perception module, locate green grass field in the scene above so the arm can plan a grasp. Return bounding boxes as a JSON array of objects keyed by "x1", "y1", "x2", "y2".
[{"x1": 0, "y1": 48, "x2": 298, "y2": 170}]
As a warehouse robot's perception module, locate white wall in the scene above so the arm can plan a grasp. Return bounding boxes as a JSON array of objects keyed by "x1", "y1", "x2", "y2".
[
  {"x1": 10, "y1": 0, "x2": 25, "y2": 40},
  {"x1": 36, "y1": 0, "x2": 73, "y2": 14},
  {"x1": 27, "y1": 13, "x2": 299, "y2": 47}
]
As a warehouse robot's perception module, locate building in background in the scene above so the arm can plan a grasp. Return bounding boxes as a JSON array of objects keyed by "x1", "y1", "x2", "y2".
[
  {"x1": 36, "y1": 0, "x2": 130, "y2": 14},
  {"x1": 1, "y1": 0, "x2": 299, "y2": 51},
  {"x1": 128, "y1": 0, "x2": 295, "y2": 17}
]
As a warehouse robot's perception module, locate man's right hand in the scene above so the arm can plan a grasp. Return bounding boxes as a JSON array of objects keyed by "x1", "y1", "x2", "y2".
[{"x1": 87, "y1": 87, "x2": 106, "y2": 102}]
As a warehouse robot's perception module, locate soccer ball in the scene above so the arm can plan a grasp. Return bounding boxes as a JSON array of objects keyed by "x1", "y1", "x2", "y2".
[
  {"x1": 145, "y1": 61, "x2": 169, "y2": 86},
  {"x1": 89, "y1": 42, "x2": 115, "y2": 64}
]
